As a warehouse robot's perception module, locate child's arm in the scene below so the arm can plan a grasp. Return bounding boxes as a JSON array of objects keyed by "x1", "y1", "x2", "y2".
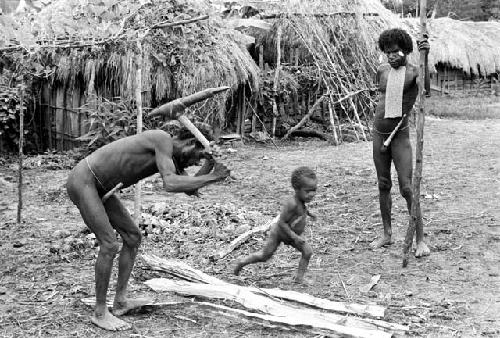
[{"x1": 277, "y1": 200, "x2": 304, "y2": 246}]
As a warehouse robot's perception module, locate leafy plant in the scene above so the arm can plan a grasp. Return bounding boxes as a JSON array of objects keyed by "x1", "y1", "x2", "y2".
[
  {"x1": 76, "y1": 96, "x2": 140, "y2": 150},
  {"x1": 0, "y1": 86, "x2": 29, "y2": 151}
]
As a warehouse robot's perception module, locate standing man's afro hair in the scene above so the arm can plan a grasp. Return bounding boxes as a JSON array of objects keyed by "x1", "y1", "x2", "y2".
[{"x1": 378, "y1": 28, "x2": 414, "y2": 55}]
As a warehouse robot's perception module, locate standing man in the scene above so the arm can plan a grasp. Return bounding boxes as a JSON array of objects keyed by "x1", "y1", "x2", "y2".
[
  {"x1": 66, "y1": 127, "x2": 230, "y2": 331},
  {"x1": 370, "y1": 28, "x2": 430, "y2": 258}
]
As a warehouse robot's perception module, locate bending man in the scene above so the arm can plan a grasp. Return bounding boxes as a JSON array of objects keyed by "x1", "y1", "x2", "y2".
[{"x1": 66, "y1": 127, "x2": 230, "y2": 331}]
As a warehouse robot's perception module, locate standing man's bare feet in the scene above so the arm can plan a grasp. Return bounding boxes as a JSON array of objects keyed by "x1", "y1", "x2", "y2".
[
  {"x1": 90, "y1": 309, "x2": 131, "y2": 331},
  {"x1": 113, "y1": 297, "x2": 152, "y2": 316},
  {"x1": 415, "y1": 241, "x2": 430, "y2": 257},
  {"x1": 370, "y1": 236, "x2": 394, "y2": 249}
]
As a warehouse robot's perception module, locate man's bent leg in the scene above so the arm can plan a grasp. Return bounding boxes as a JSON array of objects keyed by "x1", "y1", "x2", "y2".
[
  {"x1": 105, "y1": 196, "x2": 151, "y2": 316},
  {"x1": 66, "y1": 167, "x2": 131, "y2": 330},
  {"x1": 371, "y1": 133, "x2": 394, "y2": 249}
]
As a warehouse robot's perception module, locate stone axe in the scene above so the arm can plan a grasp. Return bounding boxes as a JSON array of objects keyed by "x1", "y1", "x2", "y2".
[{"x1": 149, "y1": 86, "x2": 231, "y2": 158}]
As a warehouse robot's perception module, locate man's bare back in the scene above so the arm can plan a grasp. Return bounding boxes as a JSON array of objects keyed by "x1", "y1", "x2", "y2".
[{"x1": 88, "y1": 130, "x2": 177, "y2": 191}]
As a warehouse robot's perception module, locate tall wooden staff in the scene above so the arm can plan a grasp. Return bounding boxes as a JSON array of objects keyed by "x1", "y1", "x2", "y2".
[
  {"x1": 134, "y1": 41, "x2": 144, "y2": 223},
  {"x1": 17, "y1": 87, "x2": 24, "y2": 224},
  {"x1": 402, "y1": 0, "x2": 429, "y2": 267}
]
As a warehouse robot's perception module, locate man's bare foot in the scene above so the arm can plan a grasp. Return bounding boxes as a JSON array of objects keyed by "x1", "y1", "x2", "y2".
[
  {"x1": 415, "y1": 241, "x2": 430, "y2": 257},
  {"x1": 90, "y1": 309, "x2": 131, "y2": 331},
  {"x1": 370, "y1": 236, "x2": 394, "y2": 249},
  {"x1": 113, "y1": 297, "x2": 152, "y2": 316},
  {"x1": 233, "y1": 260, "x2": 243, "y2": 276}
]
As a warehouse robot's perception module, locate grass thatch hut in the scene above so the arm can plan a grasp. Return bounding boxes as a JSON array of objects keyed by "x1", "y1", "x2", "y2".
[
  {"x1": 0, "y1": 0, "x2": 259, "y2": 152},
  {"x1": 402, "y1": 17, "x2": 500, "y2": 93}
]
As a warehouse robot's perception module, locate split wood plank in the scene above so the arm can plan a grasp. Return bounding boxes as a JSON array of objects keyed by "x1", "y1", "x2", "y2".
[
  {"x1": 81, "y1": 297, "x2": 330, "y2": 336},
  {"x1": 145, "y1": 279, "x2": 406, "y2": 337},
  {"x1": 247, "y1": 286, "x2": 385, "y2": 319},
  {"x1": 141, "y1": 254, "x2": 386, "y2": 319},
  {"x1": 142, "y1": 254, "x2": 226, "y2": 286}
]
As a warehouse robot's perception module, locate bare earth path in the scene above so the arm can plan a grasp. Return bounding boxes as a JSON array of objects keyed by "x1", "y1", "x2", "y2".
[{"x1": 1, "y1": 117, "x2": 499, "y2": 337}]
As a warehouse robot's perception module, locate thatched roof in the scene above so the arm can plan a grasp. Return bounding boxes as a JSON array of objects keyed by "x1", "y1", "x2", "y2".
[
  {"x1": 402, "y1": 17, "x2": 500, "y2": 76},
  {"x1": 246, "y1": 1, "x2": 500, "y2": 77},
  {"x1": 0, "y1": 0, "x2": 260, "y2": 123}
]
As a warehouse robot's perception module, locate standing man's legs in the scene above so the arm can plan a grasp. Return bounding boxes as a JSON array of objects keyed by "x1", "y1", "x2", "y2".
[
  {"x1": 371, "y1": 132, "x2": 394, "y2": 248},
  {"x1": 66, "y1": 163, "x2": 131, "y2": 331},
  {"x1": 391, "y1": 129, "x2": 413, "y2": 213},
  {"x1": 104, "y1": 195, "x2": 151, "y2": 315},
  {"x1": 392, "y1": 130, "x2": 430, "y2": 257}
]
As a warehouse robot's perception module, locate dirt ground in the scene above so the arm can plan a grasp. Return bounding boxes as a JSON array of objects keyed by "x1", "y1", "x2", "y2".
[{"x1": 1, "y1": 116, "x2": 499, "y2": 337}]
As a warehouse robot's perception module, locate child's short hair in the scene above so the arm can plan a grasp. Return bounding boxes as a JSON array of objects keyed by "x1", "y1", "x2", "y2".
[
  {"x1": 291, "y1": 166, "x2": 317, "y2": 190},
  {"x1": 378, "y1": 28, "x2": 413, "y2": 55}
]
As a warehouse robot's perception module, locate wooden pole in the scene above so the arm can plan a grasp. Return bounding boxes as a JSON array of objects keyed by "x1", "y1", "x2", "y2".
[
  {"x1": 327, "y1": 100, "x2": 339, "y2": 145},
  {"x1": 271, "y1": 26, "x2": 282, "y2": 139},
  {"x1": 17, "y1": 87, "x2": 24, "y2": 224},
  {"x1": 134, "y1": 46, "x2": 143, "y2": 223},
  {"x1": 402, "y1": 0, "x2": 429, "y2": 267}
]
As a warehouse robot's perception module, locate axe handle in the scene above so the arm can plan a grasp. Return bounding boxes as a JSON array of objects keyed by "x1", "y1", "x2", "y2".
[
  {"x1": 178, "y1": 115, "x2": 236, "y2": 180},
  {"x1": 178, "y1": 115, "x2": 211, "y2": 149},
  {"x1": 102, "y1": 182, "x2": 123, "y2": 202},
  {"x1": 381, "y1": 113, "x2": 407, "y2": 150}
]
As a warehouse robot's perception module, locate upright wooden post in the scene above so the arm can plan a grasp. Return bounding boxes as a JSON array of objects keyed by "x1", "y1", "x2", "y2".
[
  {"x1": 236, "y1": 88, "x2": 242, "y2": 135},
  {"x1": 402, "y1": 0, "x2": 430, "y2": 267},
  {"x1": 240, "y1": 86, "x2": 247, "y2": 136},
  {"x1": 48, "y1": 85, "x2": 53, "y2": 151},
  {"x1": 258, "y1": 45, "x2": 264, "y2": 69},
  {"x1": 134, "y1": 45, "x2": 143, "y2": 223},
  {"x1": 271, "y1": 26, "x2": 282, "y2": 139},
  {"x1": 327, "y1": 100, "x2": 339, "y2": 145},
  {"x1": 17, "y1": 87, "x2": 24, "y2": 224}
]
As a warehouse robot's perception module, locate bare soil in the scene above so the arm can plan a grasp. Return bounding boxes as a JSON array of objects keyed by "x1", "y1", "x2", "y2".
[{"x1": 1, "y1": 116, "x2": 499, "y2": 337}]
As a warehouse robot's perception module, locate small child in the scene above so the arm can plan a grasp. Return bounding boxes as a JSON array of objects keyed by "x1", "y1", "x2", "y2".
[{"x1": 233, "y1": 166, "x2": 318, "y2": 283}]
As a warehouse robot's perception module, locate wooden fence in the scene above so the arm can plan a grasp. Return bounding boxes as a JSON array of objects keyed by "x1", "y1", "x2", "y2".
[
  {"x1": 430, "y1": 64, "x2": 499, "y2": 95},
  {"x1": 40, "y1": 83, "x2": 89, "y2": 151}
]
